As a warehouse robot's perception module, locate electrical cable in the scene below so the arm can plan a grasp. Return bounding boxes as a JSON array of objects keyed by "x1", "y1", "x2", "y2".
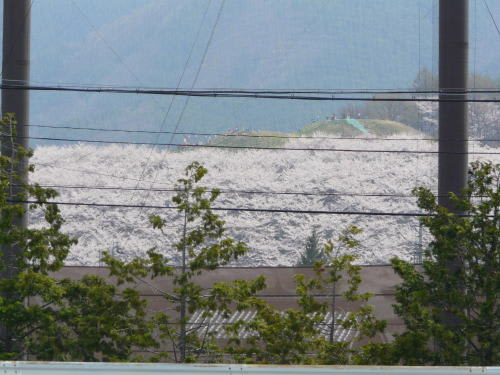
[
  {"x1": 68, "y1": 0, "x2": 205, "y2": 171},
  {"x1": 10, "y1": 134, "x2": 500, "y2": 154},
  {"x1": 69, "y1": 0, "x2": 152, "y2": 93},
  {"x1": 22, "y1": 183, "x2": 421, "y2": 198},
  {"x1": 136, "y1": 0, "x2": 226, "y2": 213},
  {"x1": 34, "y1": 162, "x2": 161, "y2": 184},
  {"x1": 28, "y1": 183, "x2": 491, "y2": 199},
  {"x1": 131, "y1": 0, "x2": 213, "y2": 192},
  {"x1": 3, "y1": 83, "x2": 500, "y2": 102},
  {"x1": 25, "y1": 123, "x2": 500, "y2": 143},
  {"x1": 4, "y1": 78, "x2": 500, "y2": 93},
  {"x1": 483, "y1": 0, "x2": 500, "y2": 37},
  {"x1": 11, "y1": 199, "x2": 427, "y2": 217},
  {"x1": 35, "y1": 163, "x2": 488, "y2": 202},
  {"x1": 14, "y1": 198, "x2": 495, "y2": 218}
]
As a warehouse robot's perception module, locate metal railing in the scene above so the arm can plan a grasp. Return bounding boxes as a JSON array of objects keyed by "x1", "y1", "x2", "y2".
[{"x1": 1, "y1": 362, "x2": 499, "y2": 375}]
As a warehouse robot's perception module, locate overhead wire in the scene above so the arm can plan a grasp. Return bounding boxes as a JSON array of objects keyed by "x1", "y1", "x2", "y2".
[
  {"x1": 472, "y1": 0, "x2": 479, "y2": 159},
  {"x1": 2, "y1": 84, "x2": 500, "y2": 102},
  {"x1": 62, "y1": 0, "x2": 185, "y2": 170},
  {"x1": 21, "y1": 183, "x2": 422, "y2": 198},
  {"x1": 131, "y1": 0, "x2": 213, "y2": 194},
  {"x1": 68, "y1": 0, "x2": 178, "y2": 145},
  {"x1": 34, "y1": 162, "x2": 166, "y2": 184},
  {"x1": 69, "y1": 0, "x2": 153, "y2": 93},
  {"x1": 23, "y1": 123, "x2": 500, "y2": 142},
  {"x1": 4, "y1": 78, "x2": 500, "y2": 94},
  {"x1": 34, "y1": 162, "x2": 491, "y2": 204},
  {"x1": 483, "y1": 0, "x2": 500, "y2": 37},
  {"x1": 14, "y1": 198, "x2": 495, "y2": 219},
  {"x1": 166, "y1": 0, "x2": 227, "y2": 142},
  {"x1": 137, "y1": 0, "x2": 227, "y2": 211},
  {"x1": 27, "y1": 183, "x2": 491, "y2": 199},
  {"x1": 415, "y1": 0, "x2": 422, "y2": 189},
  {"x1": 11, "y1": 199, "x2": 427, "y2": 217},
  {"x1": 7, "y1": 78, "x2": 500, "y2": 94},
  {"x1": 4, "y1": 83, "x2": 500, "y2": 101},
  {"x1": 10, "y1": 134, "x2": 500, "y2": 154}
]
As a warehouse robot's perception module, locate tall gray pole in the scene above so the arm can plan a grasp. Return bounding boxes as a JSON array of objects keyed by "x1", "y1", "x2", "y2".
[
  {"x1": 439, "y1": 0, "x2": 469, "y2": 208},
  {"x1": 0, "y1": 0, "x2": 31, "y2": 353},
  {"x1": 438, "y1": 0, "x2": 468, "y2": 333}
]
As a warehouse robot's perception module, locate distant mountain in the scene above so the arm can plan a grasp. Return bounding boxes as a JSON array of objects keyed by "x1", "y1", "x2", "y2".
[{"x1": 1, "y1": 0, "x2": 496, "y2": 145}]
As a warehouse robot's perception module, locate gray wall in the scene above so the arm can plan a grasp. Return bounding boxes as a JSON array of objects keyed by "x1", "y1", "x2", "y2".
[{"x1": 54, "y1": 265, "x2": 405, "y2": 342}]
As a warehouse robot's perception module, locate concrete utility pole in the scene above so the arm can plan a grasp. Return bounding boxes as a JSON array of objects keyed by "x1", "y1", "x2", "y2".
[
  {"x1": 0, "y1": 0, "x2": 31, "y2": 351},
  {"x1": 439, "y1": 0, "x2": 469, "y2": 208},
  {"x1": 438, "y1": 0, "x2": 468, "y2": 330}
]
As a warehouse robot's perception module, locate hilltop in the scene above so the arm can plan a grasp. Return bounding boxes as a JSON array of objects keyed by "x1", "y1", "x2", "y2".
[
  {"x1": 300, "y1": 119, "x2": 423, "y2": 137},
  {"x1": 208, "y1": 119, "x2": 425, "y2": 148}
]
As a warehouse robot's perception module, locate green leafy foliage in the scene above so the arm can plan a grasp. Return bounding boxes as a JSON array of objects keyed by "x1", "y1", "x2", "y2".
[
  {"x1": 226, "y1": 226, "x2": 386, "y2": 364},
  {"x1": 225, "y1": 275, "x2": 325, "y2": 364},
  {"x1": 314, "y1": 226, "x2": 386, "y2": 364},
  {"x1": 390, "y1": 161, "x2": 500, "y2": 365},
  {"x1": 27, "y1": 275, "x2": 155, "y2": 362},
  {"x1": 103, "y1": 162, "x2": 266, "y2": 362},
  {"x1": 0, "y1": 114, "x2": 153, "y2": 361}
]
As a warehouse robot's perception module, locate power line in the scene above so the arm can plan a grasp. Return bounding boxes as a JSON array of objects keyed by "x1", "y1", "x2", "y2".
[
  {"x1": 132, "y1": 0, "x2": 213, "y2": 193},
  {"x1": 34, "y1": 162, "x2": 163, "y2": 184},
  {"x1": 25, "y1": 123, "x2": 500, "y2": 143},
  {"x1": 30, "y1": 183, "x2": 491, "y2": 199},
  {"x1": 3, "y1": 79, "x2": 500, "y2": 95},
  {"x1": 24, "y1": 183, "x2": 420, "y2": 198},
  {"x1": 11, "y1": 134, "x2": 500, "y2": 154},
  {"x1": 31, "y1": 164, "x2": 427, "y2": 197},
  {"x1": 68, "y1": 0, "x2": 182, "y2": 159},
  {"x1": 15, "y1": 199, "x2": 495, "y2": 218},
  {"x1": 139, "y1": 0, "x2": 226, "y2": 210},
  {"x1": 3, "y1": 83, "x2": 500, "y2": 102},
  {"x1": 483, "y1": 0, "x2": 500, "y2": 37},
  {"x1": 11, "y1": 199, "x2": 426, "y2": 217},
  {"x1": 69, "y1": 0, "x2": 148, "y2": 92},
  {"x1": 168, "y1": 0, "x2": 226, "y2": 140}
]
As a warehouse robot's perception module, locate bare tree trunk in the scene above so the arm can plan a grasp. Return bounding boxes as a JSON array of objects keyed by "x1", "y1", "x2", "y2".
[
  {"x1": 329, "y1": 281, "x2": 336, "y2": 344},
  {"x1": 179, "y1": 212, "x2": 187, "y2": 362}
]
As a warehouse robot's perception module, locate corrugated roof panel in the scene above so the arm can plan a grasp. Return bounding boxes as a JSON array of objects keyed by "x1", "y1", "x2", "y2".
[{"x1": 187, "y1": 310, "x2": 358, "y2": 341}]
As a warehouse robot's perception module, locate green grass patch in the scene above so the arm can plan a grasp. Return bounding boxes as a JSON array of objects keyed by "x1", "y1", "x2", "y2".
[
  {"x1": 207, "y1": 130, "x2": 293, "y2": 148},
  {"x1": 205, "y1": 119, "x2": 426, "y2": 149},
  {"x1": 299, "y1": 119, "x2": 424, "y2": 138}
]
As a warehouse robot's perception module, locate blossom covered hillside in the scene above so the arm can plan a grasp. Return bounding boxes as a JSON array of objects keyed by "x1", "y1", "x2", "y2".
[{"x1": 30, "y1": 134, "x2": 500, "y2": 266}]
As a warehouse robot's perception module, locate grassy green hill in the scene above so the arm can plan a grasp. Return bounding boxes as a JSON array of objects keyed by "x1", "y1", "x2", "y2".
[
  {"x1": 299, "y1": 119, "x2": 423, "y2": 137},
  {"x1": 207, "y1": 119, "x2": 426, "y2": 147},
  {"x1": 208, "y1": 131, "x2": 292, "y2": 148}
]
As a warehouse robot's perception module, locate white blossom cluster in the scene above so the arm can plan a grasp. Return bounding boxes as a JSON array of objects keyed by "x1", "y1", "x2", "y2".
[
  {"x1": 29, "y1": 135, "x2": 499, "y2": 266},
  {"x1": 416, "y1": 100, "x2": 500, "y2": 143}
]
